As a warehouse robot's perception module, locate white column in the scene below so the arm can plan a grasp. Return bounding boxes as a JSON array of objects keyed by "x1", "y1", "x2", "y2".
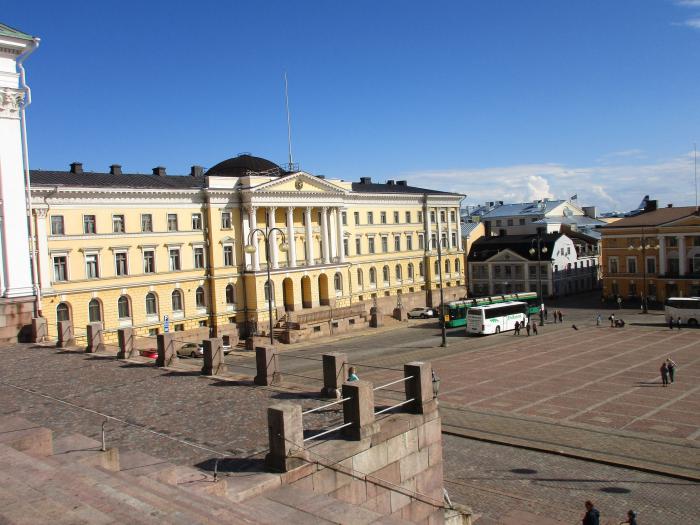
[
  {"x1": 320, "y1": 206, "x2": 330, "y2": 264},
  {"x1": 678, "y1": 235, "x2": 686, "y2": 276},
  {"x1": 425, "y1": 206, "x2": 432, "y2": 252},
  {"x1": 249, "y1": 206, "x2": 260, "y2": 271},
  {"x1": 447, "y1": 208, "x2": 454, "y2": 250},
  {"x1": 0, "y1": 84, "x2": 34, "y2": 297},
  {"x1": 457, "y1": 210, "x2": 463, "y2": 251},
  {"x1": 329, "y1": 208, "x2": 337, "y2": 261},
  {"x1": 34, "y1": 208, "x2": 51, "y2": 291},
  {"x1": 286, "y1": 207, "x2": 296, "y2": 268},
  {"x1": 658, "y1": 236, "x2": 666, "y2": 275},
  {"x1": 336, "y1": 208, "x2": 345, "y2": 263},
  {"x1": 242, "y1": 208, "x2": 251, "y2": 269},
  {"x1": 305, "y1": 207, "x2": 314, "y2": 264},
  {"x1": 268, "y1": 207, "x2": 278, "y2": 269},
  {"x1": 437, "y1": 208, "x2": 443, "y2": 250}
]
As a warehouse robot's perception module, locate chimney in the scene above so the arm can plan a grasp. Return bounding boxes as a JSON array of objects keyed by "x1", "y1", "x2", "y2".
[
  {"x1": 582, "y1": 205, "x2": 596, "y2": 218},
  {"x1": 644, "y1": 200, "x2": 657, "y2": 212},
  {"x1": 387, "y1": 179, "x2": 395, "y2": 185},
  {"x1": 70, "y1": 162, "x2": 83, "y2": 174},
  {"x1": 667, "y1": 203, "x2": 673, "y2": 208},
  {"x1": 110, "y1": 164, "x2": 122, "y2": 176},
  {"x1": 190, "y1": 165, "x2": 204, "y2": 177},
  {"x1": 396, "y1": 180, "x2": 407, "y2": 186},
  {"x1": 359, "y1": 177, "x2": 372, "y2": 184},
  {"x1": 316, "y1": 175, "x2": 326, "y2": 179},
  {"x1": 152, "y1": 166, "x2": 166, "y2": 177}
]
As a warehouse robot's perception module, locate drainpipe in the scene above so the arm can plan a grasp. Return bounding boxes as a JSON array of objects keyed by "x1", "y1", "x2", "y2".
[{"x1": 17, "y1": 37, "x2": 41, "y2": 316}]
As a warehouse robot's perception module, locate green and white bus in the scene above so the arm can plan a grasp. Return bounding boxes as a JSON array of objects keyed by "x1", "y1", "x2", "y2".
[
  {"x1": 442, "y1": 292, "x2": 540, "y2": 328},
  {"x1": 466, "y1": 301, "x2": 529, "y2": 335}
]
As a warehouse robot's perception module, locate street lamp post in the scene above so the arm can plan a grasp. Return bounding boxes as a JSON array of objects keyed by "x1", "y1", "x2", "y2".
[
  {"x1": 436, "y1": 233, "x2": 447, "y2": 347},
  {"x1": 245, "y1": 227, "x2": 289, "y2": 346},
  {"x1": 529, "y1": 230, "x2": 548, "y2": 325},
  {"x1": 628, "y1": 227, "x2": 658, "y2": 314}
]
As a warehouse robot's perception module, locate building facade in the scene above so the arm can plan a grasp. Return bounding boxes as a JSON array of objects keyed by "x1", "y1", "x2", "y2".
[
  {"x1": 600, "y1": 206, "x2": 700, "y2": 302},
  {"x1": 30, "y1": 156, "x2": 465, "y2": 341}
]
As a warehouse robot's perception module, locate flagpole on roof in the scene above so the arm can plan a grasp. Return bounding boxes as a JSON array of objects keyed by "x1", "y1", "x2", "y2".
[
  {"x1": 694, "y1": 142, "x2": 698, "y2": 212},
  {"x1": 284, "y1": 72, "x2": 294, "y2": 170}
]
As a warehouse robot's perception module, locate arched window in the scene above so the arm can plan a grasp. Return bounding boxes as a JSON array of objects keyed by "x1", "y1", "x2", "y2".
[
  {"x1": 56, "y1": 302, "x2": 70, "y2": 322},
  {"x1": 395, "y1": 264, "x2": 402, "y2": 280},
  {"x1": 171, "y1": 289, "x2": 183, "y2": 311},
  {"x1": 434, "y1": 260, "x2": 440, "y2": 276},
  {"x1": 88, "y1": 299, "x2": 101, "y2": 323},
  {"x1": 419, "y1": 262, "x2": 424, "y2": 277},
  {"x1": 334, "y1": 272, "x2": 342, "y2": 292},
  {"x1": 455, "y1": 258, "x2": 461, "y2": 274},
  {"x1": 357, "y1": 269, "x2": 363, "y2": 286},
  {"x1": 117, "y1": 296, "x2": 130, "y2": 319},
  {"x1": 225, "y1": 284, "x2": 235, "y2": 304},
  {"x1": 408, "y1": 263, "x2": 414, "y2": 279},
  {"x1": 195, "y1": 286, "x2": 206, "y2": 308},
  {"x1": 369, "y1": 267, "x2": 376, "y2": 284},
  {"x1": 145, "y1": 292, "x2": 158, "y2": 315},
  {"x1": 382, "y1": 265, "x2": 390, "y2": 283},
  {"x1": 264, "y1": 281, "x2": 273, "y2": 303},
  {"x1": 445, "y1": 259, "x2": 451, "y2": 274}
]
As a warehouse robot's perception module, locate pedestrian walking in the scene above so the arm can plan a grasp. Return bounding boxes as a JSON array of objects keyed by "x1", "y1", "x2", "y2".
[
  {"x1": 347, "y1": 366, "x2": 359, "y2": 382},
  {"x1": 553, "y1": 309, "x2": 559, "y2": 323},
  {"x1": 582, "y1": 500, "x2": 600, "y2": 525},
  {"x1": 669, "y1": 316, "x2": 674, "y2": 330},
  {"x1": 558, "y1": 310, "x2": 563, "y2": 323},
  {"x1": 596, "y1": 314, "x2": 601, "y2": 326},
  {"x1": 525, "y1": 321, "x2": 531, "y2": 336},
  {"x1": 609, "y1": 313, "x2": 615, "y2": 327},
  {"x1": 620, "y1": 509, "x2": 637, "y2": 525},
  {"x1": 667, "y1": 357, "x2": 677, "y2": 383},
  {"x1": 676, "y1": 316, "x2": 682, "y2": 330},
  {"x1": 660, "y1": 362, "x2": 669, "y2": 387},
  {"x1": 532, "y1": 321, "x2": 538, "y2": 335},
  {"x1": 514, "y1": 321, "x2": 520, "y2": 335},
  {"x1": 544, "y1": 307, "x2": 548, "y2": 321}
]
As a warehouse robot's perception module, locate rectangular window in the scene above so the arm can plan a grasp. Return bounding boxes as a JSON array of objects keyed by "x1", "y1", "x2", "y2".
[
  {"x1": 507, "y1": 219, "x2": 513, "y2": 226},
  {"x1": 405, "y1": 211, "x2": 411, "y2": 223},
  {"x1": 83, "y1": 215, "x2": 96, "y2": 234},
  {"x1": 609, "y1": 258, "x2": 618, "y2": 274},
  {"x1": 167, "y1": 213, "x2": 178, "y2": 231},
  {"x1": 169, "y1": 248, "x2": 181, "y2": 271},
  {"x1": 143, "y1": 250, "x2": 155, "y2": 273},
  {"x1": 451, "y1": 232, "x2": 457, "y2": 247},
  {"x1": 223, "y1": 245, "x2": 234, "y2": 266},
  {"x1": 342, "y1": 212, "x2": 347, "y2": 226},
  {"x1": 85, "y1": 254, "x2": 99, "y2": 279},
  {"x1": 368, "y1": 237, "x2": 375, "y2": 254},
  {"x1": 354, "y1": 211, "x2": 359, "y2": 225},
  {"x1": 221, "y1": 211, "x2": 232, "y2": 229},
  {"x1": 440, "y1": 211, "x2": 446, "y2": 223},
  {"x1": 355, "y1": 237, "x2": 361, "y2": 255},
  {"x1": 141, "y1": 214, "x2": 153, "y2": 232},
  {"x1": 418, "y1": 211, "x2": 423, "y2": 223},
  {"x1": 519, "y1": 218, "x2": 525, "y2": 225},
  {"x1": 496, "y1": 219, "x2": 502, "y2": 227},
  {"x1": 450, "y1": 211, "x2": 456, "y2": 223},
  {"x1": 418, "y1": 234, "x2": 424, "y2": 250},
  {"x1": 380, "y1": 212, "x2": 387, "y2": 224},
  {"x1": 627, "y1": 257, "x2": 637, "y2": 274},
  {"x1": 343, "y1": 238, "x2": 349, "y2": 256},
  {"x1": 382, "y1": 237, "x2": 388, "y2": 252},
  {"x1": 367, "y1": 212, "x2": 374, "y2": 225},
  {"x1": 394, "y1": 235, "x2": 401, "y2": 251},
  {"x1": 647, "y1": 257, "x2": 656, "y2": 274},
  {"x1": 191, "y1": 213, "x2": 202, "y2": 230},
  {"x1": 393, "y1": 211, "x2": 399, "y2": 223},
  {"x1": 115, "y1": 252, "x2": 128, "y2": 276},
  {"x1": 407, "y1": 235, "x2": 413, "y2": 251},
  {"x1": 430, "y1": 211, "x2": 436, "y2": 222},
  {"x1": 53, "y1": 256, "x2": 67, "y2": 281},
  {"x1": 194, "y1": 247, "x2": 205, "y2": 269},
  {"x1": 50, "y1": 216, "x2": 64, "y2": 235},
  {"x1": 112, "y1": 215, "x2": 125, "y2": 233}
]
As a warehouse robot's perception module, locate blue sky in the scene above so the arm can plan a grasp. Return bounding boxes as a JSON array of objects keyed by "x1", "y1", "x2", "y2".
[{"x1": 6, "y1": 0, "x2": 700, "y2": 211}]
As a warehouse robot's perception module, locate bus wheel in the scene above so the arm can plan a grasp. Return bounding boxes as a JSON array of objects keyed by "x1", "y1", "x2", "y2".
[
  {"x1": 688, "y1": 318, "x2": 698, "y2": 327},
  {"x1": 495, "y1": 326, "x2": 501, "y2": 334}
]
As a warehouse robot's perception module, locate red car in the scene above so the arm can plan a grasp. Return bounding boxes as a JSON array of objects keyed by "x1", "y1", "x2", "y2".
[{"x1": 139, "y1": 348, "x2": 157, "y2": 359}]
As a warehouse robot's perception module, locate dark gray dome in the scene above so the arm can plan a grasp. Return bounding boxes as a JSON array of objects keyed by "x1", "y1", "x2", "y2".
[{"x1": 205, "y1": 154, "x2": 284, "y2": 177}]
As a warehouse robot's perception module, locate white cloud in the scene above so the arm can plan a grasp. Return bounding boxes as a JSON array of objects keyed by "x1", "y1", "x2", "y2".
[
  {"x1": 676, "y1": 0, "x2": 700, "y2": 7},
  {"x1": 683, "y1": 17, "x2": 700, "y2": 28},
  {"x1": 400, "y1": 152, "x2": 697, "y2": 213}
]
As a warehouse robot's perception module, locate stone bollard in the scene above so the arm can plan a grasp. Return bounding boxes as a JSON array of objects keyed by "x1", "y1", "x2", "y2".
[
  {"x1": 156, "y1": 333, "x2": 177, "y2": 367},
  {"x1": 342, "y1": 380, "x2": 378, "y2": 440},
  {"x1": 321, "y1": 352, "x2": 347, "y2": 398},
  {"x1": 254, "y1": 345, "x2": 281, "y2": 386},
  {"x1": 404, "y1": 361, "x2": 437, "y2": 415},
  {"x1": 117, "y1": 327, "x2": 135, "y2": 359},
  {"x1": 264, "y1": 403, "x2": 306, "y2": 472},
  {"x1": 201, "y1": 337, "x2": 225, "y2": 376},
  {"x1": 31, "y1": 317, "x2": 47, "y2": 343},
  {"x1": 85, "y1": 322, "x2": 105, "y2": 353},
  {"x1": 56, "y1": 320, "x2": 75, "y2": 348},
  {"x1": 393, "y1": 305, "x2": 408, "y2": 321},
  {"x1": 369, "y1": 306, "x2": 383, "y2": 328}
]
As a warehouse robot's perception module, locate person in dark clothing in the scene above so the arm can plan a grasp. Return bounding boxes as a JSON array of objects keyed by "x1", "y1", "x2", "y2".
[
  {"x1": 610, "y1": 313, "x2": 615, "y2": 327},
  {"x1": 676, "y1": 316, "x2": 682, "y2": 330},
  {"x1": 558, "y1": 310, "x2": 563, "y2": 323},
  {"x1": 669, "y1": 317, "x2": 674, "y2": 330},
  {"x1": 525, "y1": 321, "x2": 531, "y2": 336},
  {"x1": 532, "y1": 321, "x2": 538, "y2": 335},
  {"x1": 582, "y1": 500, "x2": 600, "y2": 525},
  {"x1": 514, "y1": 321, "x2": 520, "y2": 335},
  {"x1": 667, "y1": 357, "x2": 676, "y2": 383},
  {"x1": 544, "y1": 307, "x2": 548, "y2": 321},
  {"x1": 660, "y1": 362, "x2": 669, "y2": 386},
  {"x1": 620, "y1": 509, "x2": 637, "y2": 525}
]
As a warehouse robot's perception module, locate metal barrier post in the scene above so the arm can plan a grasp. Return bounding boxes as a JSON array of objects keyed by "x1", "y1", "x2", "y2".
[
  {"x1": 321, "y1": 352, "x2": 347, "y2": 398},
  {"x1": 404, "y1": 361, "x2": 437, "y2": 414},
  {"x1": 31, "y1": 317, "x2": 47, "y2": 343},
  {"x1": 254, "y1": 345, "x2": 280, "y2": 385},
  {"x1": 156, "y1": 333, "x2": 177, "y2": 367},
  {"x1": 117, "y1": 327, "x2": 135, "y2": 359},
  {"x1": 86, "y1": 322, "x2": 105, "y2": 353},
  {"x1": 202, "y1": 337, "x2": 225, "y2": 376},
  {"x1": 56, "y1": 320, "x2": 74, "y2": 348},
  {"x1": 264, "y1": 403, "x2": 306, "y2": 472},
  {"x1": 342, "y1": 380, "x2": 378, "y2": 440}
]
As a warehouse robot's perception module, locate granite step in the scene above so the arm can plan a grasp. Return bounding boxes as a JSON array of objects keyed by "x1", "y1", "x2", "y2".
[{"x1": 0, "y1": 415, "x2": 53, "y2": 457}]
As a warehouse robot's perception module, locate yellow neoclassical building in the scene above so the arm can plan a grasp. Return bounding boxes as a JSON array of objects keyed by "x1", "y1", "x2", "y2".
[{"x1": 30, "y1": 155, "x2": 465, "y2": 342}]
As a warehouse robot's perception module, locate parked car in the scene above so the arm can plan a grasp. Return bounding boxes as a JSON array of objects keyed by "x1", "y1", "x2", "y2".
[
  {"x1": 139, "y1": 348, "x2": 157, "y2": 359},
  {"x1": 177, "y1": 342, "x2": 204, "y2": 358},
  {"x1": 408, "y1": 307, "x2": 434, "y2": 319}
]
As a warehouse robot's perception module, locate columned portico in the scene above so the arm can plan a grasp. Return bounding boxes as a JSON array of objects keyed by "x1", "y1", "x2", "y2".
[
  {"x1": 304, "y1": 207, "x2": 314, "y2": 264},
  {"x1": 286, "y1": 207, "x2": 296, "y2": 268},
  {"x1": 268, "y1": 207, "x2": 278, "y2": 269},
  {"x1": 658, "y1": 236, "x2": 667, "y2": 275},
  {"x1": 320, "y1": 206, "x2": 330, "y2": 264},
  {"x1": 336, "y1": 208, "x2": 346, "y2": 262}
]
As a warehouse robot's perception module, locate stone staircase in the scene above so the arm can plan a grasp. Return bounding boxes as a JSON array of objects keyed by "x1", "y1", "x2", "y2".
[
  {"x1": 0, "y1": 415, "x2": 414, "y2": 524},
  {"x1": 0, "y1": 296, "x2": 34, "y2": 344}
]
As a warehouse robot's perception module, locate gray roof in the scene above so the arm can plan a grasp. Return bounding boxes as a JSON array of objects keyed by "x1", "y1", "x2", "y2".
[
  {"x1": 30, "y1": 170, "x2": 205, "y2": 190},
  {"x1": 481, "y1": 200, "x2": 566, "y2": 218},
  {"x1": 532, "y1": 215, "x2": 606, "y2": 227},
  {"x1": 350, "y1": 181, "x2": 460, "y2": 196},
  {"x1": 0, "y1": 22, "x2": 34, "y2": 41},
  {"x1": 461, "y1": 222, "x2": 481, "y2": 236}
]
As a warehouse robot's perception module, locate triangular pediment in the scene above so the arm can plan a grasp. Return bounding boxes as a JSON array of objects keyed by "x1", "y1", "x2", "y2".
[
  {"x1": 250, "y1": 172, "x2": 346, "y2": 195},
  {"x1": 660, "y1": 213, "x2": 700, "y2": 228},
  {"x1": 486, "y1": 249, "x2": 528, "y2": 262}
]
